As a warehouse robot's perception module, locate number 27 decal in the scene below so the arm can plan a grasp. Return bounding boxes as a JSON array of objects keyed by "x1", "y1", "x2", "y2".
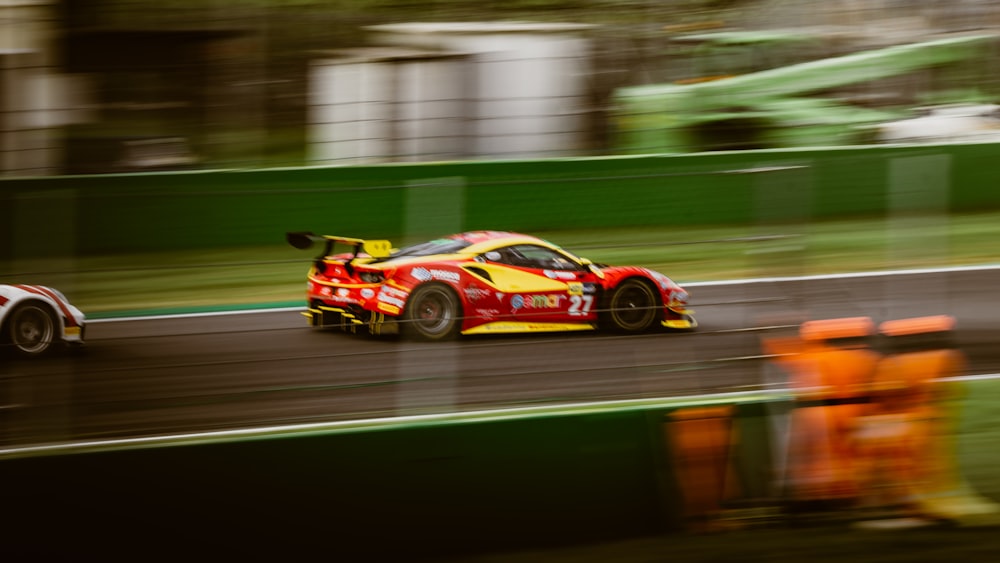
[{"x1": 568, "y1": 294, "x2": 594, "y2": 316}]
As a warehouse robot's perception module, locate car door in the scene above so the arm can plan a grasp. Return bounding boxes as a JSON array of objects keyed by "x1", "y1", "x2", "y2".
[{"x1": 478, "y1": 244, "x2": 599, "y2": 323}]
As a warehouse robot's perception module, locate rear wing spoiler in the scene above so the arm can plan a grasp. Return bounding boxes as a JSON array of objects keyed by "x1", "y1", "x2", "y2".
[{"x1": 286, "y1": 232, "x2": 393, "y2": 259}]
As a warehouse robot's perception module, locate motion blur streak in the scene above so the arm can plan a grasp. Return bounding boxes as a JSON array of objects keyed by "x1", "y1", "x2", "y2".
[{"x1": 2, "y1": 267, "x2": 999, "y2": 449}]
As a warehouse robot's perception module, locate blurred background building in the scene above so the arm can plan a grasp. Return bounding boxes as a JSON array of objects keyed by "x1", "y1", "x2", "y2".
[
  {"x1": 4, "y1": 0, "x2": 1000, "y2": 176},
  {"x1": 0, "y1": 0, "x2": 76, "y2": 176},
  {"x1": 310, "y1": 22, "x2": 594, "y2": 164}
]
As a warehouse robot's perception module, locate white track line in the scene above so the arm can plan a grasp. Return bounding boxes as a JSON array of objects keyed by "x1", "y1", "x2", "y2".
[
  {"x1": 3, "y1": 372, "x2": 998, "y2": 457},
  {"x1": 685, "y1": 263, "x2": 1000, "y2": 287},
  {"x1": 87, "y1": 306, "x2": 304, "y2": 324}
]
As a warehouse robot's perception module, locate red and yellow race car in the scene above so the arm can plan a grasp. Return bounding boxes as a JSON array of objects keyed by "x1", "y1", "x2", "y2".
[{"x1": 287, "y1": 230, "x2": 696, "y2": 341}]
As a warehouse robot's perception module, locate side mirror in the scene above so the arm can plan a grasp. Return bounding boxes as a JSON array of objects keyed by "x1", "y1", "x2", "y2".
[{"x1": 580, "y1": 258, "x2": 605, "y2": 279}]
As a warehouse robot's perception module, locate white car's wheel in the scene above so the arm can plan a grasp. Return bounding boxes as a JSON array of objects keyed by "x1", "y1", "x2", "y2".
[{"x1": 5, "y1": 302, "x2": 57, "y2": 357}]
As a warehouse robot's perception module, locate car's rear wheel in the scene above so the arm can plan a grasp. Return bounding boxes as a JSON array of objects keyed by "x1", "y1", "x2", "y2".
[
  {"x1": 603, "y1": 279, "x2": 658, "y2": 333},
  {"x1": 403, "y1": 284, "x2": 461, "y2": 341},
  {"x1": 4, "y1": 302, "x2": 57, "y2": 357}
]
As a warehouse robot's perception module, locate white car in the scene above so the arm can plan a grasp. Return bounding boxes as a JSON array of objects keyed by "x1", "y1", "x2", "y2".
[{"x1": 0, "y1": 285, "x2": 86, "y2": 357}]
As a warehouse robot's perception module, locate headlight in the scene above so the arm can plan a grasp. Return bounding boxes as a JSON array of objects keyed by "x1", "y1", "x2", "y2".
[
  {"x1": 358, "y1": 271, "x2": 385, "y2": 283},
  {"x1": 669, "y1": 290, "x2": 689, "y2": 306}
]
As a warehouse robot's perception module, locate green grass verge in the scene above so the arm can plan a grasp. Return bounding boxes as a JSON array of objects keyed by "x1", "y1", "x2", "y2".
[
  {"x1": 953, "y1": 378, "x2": 1000, "y2": 496},
  {"x1": 3, "y1": 211, "x2": 999, "y2": 317}
]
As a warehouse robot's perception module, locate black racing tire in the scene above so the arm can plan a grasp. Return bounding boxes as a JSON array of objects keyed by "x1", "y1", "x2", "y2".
[
  {"x1": 602, "y1": 278, "x2": 659, "y2": 333},
  {"x1": 4, "y1": 301, "x2": 57, "y2": 357},
  {"x1": 402, "y1": 284, "x2": 462, "y2": 341}
]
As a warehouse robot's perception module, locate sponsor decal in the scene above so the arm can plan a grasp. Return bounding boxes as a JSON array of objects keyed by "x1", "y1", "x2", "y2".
[
  {"x1": 376, "y1": 286, "x2": 409, "y2": 308},
  {"x1": 360, "y1": 288, "x2": 375, "y2": 299},
  {"x1": 650, "y1": 270, "x2": 677, "y2": 290},
  {"x1": 411, "y1": 267, "x2": 461, "y2": 283},
  {"x1": 474, "y1": 308, "x2": 501, "y2": 319},
  {"x1": 464, "y1": 286, "x2": 491, "y2": 301},
  {"x1": 378, "y1": 292, "x2": 406, "y2": 309},
  {"x1": 510, "y1": 294, "x2": 564, "y2": 310},
  {"x1": 430, "y1": 268, "x2": 461, "y2": 282},
  {"x1": 336, "y1": 288, "x2": 350, "y2": 298},
  {"x1": 544, "y1": 270, "x2": 577, "y2": 281},
  {"x1": 379, "y1": 286, "x2": 409, "y2": 299},
  {"x1": 567, "y1": 282, "x2": 583, "y2": 296},
  {"x1": 496, "y1": 292, "x2": 505, "y2": 302}
]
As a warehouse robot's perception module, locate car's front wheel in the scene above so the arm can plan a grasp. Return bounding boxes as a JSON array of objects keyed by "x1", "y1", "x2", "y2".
[
  {"x1": 4, "y1": 302, "x2": 57, "y2": 357},
  {"x1": 602, "y1": 279, "x2": 658, "y2": 333},
  {"x1": 403, "y1": 284, "x2": 462, "y2": 341}
]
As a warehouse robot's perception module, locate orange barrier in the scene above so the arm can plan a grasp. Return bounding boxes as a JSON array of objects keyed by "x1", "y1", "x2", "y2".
[
  {"x1": 765, "y1": 314, "x2": 1000, "y2": 526},
  {"x1": 784, "y1": 318, "x2": 879, "y2": 506},
  {"x1": 855, "y1": 316, "x2": 1000, "y2": 525},
  {"x1": 666, "y1": 405, "x2": 740, "y2": 531}
]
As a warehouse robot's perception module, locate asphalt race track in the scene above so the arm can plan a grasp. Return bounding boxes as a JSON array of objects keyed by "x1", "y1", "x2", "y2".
[{"x1": 2, "y1": 267, "x2": 998, "y2": 447}]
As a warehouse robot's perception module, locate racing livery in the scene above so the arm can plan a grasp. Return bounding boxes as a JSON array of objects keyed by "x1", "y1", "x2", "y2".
[
  {"x1": 0, "y1": 284, "x2": 86, "y2": 357},
  {"x1": 288, "y1": 230, "x2": 695, "y2": 341}
]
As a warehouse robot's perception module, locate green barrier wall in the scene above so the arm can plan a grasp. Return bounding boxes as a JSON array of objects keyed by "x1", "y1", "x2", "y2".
[
  {"x1": 2, "y1": 142, "x2": 999, "y2": 258},
  {"x1": 0, "y1": 398, "x2": 781, "y2": 560}
]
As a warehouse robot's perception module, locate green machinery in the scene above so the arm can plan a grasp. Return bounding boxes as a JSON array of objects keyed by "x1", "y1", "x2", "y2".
[{"x1": 613, "y1": 33, "x2": 998, "y2": 153}]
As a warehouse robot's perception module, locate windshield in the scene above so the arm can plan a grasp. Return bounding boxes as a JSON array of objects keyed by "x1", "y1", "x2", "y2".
[{"x1": 389, "y1": 238, "x2": 472, "y2": 259}]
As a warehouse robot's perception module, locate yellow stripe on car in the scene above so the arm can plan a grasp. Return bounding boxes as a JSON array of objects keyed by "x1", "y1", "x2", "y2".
[{"x1": 463, "y1": 322, "x2": 595, "y2": 335}]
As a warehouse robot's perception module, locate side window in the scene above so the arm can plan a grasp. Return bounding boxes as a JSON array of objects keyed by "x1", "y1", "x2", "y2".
[
  {"x1": 478, "y1": 245, "x2": 582, "y2": 270},
  {"x1": 477, "y1": 248, "x2": 522, "y2": 266},
  {"x1": 511, "y1": 245, "x2": 581, "y2": 270}
]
